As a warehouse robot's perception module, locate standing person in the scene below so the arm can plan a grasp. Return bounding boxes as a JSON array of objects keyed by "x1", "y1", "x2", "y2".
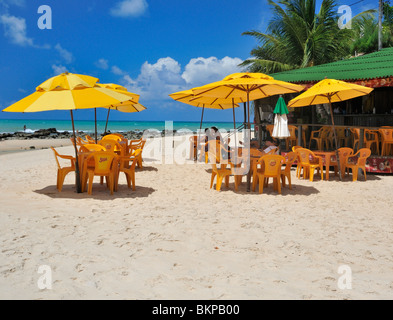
[{"x1": 23, "y1": 125, "x2": 26, "y2": 132}]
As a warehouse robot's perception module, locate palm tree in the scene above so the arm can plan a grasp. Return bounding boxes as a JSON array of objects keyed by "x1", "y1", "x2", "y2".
[
  {"x1": 350, "y1": 3, "x2": 393, "y2": 55},
  {"x1": 241, "y1": 0, "x2": 353, "y2": 73}
]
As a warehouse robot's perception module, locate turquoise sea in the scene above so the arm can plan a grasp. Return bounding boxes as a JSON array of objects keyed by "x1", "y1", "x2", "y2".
[{"x1": 0, "y1": 119, "x2": 243, "y2": 134}]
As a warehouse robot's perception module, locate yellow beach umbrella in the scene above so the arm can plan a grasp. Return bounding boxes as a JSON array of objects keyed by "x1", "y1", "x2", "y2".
[
  {"x1": 288, "y1": 78, "x2": 374, "y2": 180},
  {"x1": 191, "y1": 72, "x2": 304, "y2": 192},
  {"x1": 96, "y1": 83, "x2": 140, "y2": 102},
  {"x1": 2, "y1": 72, "x2": 134, "y2": 193},
  {"x1": 170, "y1": 89, "x2": 241, "y2": 130},
  {"x1": 191, "y1": 72, "x2": 304, "y2": 128},
  {"x1": 37, "y1": 72, "x2": 98, "y2": 91},
  {"x1": 93, "y1": 83, "x2": 145, "y2": 138}
]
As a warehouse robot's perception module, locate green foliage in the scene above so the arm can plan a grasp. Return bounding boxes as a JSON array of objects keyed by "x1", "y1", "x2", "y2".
[{"x1": 241, "y1": 0, "x2": 353, "y2": 74}]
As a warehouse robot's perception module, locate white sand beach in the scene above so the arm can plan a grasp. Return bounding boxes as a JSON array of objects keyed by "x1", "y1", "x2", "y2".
[{"x1": 0, "y1": 137, "x2": 393, "y2": 300}]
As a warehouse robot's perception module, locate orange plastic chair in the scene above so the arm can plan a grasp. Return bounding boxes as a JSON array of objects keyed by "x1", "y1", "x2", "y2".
[
  {"x1": 295, "y1": 148, "x2": 324, "y2": 181},
  {"x1": 82, "y1": 152, "x2": 118, "y2": 195},
  {"x1": 252, "y1": 154, "x2": 285, "y2": 194},
  {"x1": 189, "y1": 135, "x2": 198, "y2": 160},
  {"x1": 378, "y1": 128, "x2": 393, "y2": 156},
  {"x1": 51, "y1": 147, "x2": 75, "y2": 192},
  {"x1": 343, "y1": 148, "x2": 371, "y2": 181},
  {"x1": 281, "y1": 151, "x2": 297, "y2": 189},
  {"x1": 205, "y1": 139, "x2": 230, "y2": 164},
  {"x1": 116, "y1": 149, "x2": 142, "y2": 191},
  {"x1": 285, "y1": 125, "x2": 297, "y2": 150}
]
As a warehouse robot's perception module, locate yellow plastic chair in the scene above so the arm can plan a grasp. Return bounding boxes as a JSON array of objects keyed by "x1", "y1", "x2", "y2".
[
  {"x1": 102, "y1": 134, "x2": 122, "y2": 142},
  {"x1": 208, "y1": 144, "x2": 239, "y2": 191},
  {"x1": 85, "y1": 135, "x2": 96, "y2": 143},
  {"x1": 266, "y1": 125, "x2": 274, "y2": 137},
  {"x1": 295, "y1": 148, "x2": 324, "y2": 181},
  {"x1": 363, "y1": 129, "x2": 379, "y2": 155},
  {"x1": 331, "y1": 147, "x2": 354, "y2": 177},
  {"x1": 292, "y1": 146, "x2": 302, "y2": 177},
  {"x1": 252, "y1": 154, "x2": 285, "y2": 194},
  {"x1": 128, "y1": 139, "x2": 146, "y2": 167},
  {"x1": 309, "y1": 127, "x2": 327, "y2": 150},
  {"x1": 301, "y1": 125, "x2": 308, "y2": 147},
  {"x1": 378, "y1": 128, "x2": 393, "y2": 156},
  {"x1": 79, "y1": 144, "x2": 106, "y2": 153},
  {"x1": 343, "y1": 148, "x2": 371, "y2": 181},
  {"x1": 51, "y1": 147, "x2": 75, "y2": 192},
  {"x1": 116, "y1": 149, "x2": 142, "y2": 191},
  {"x1": 82, "y1": 152, "x2": 118, "y2": 195},
  {"x1": 99, "y1": 139, "x2": 123, "y2": 156},
  {"x1": 350, "y1": 128, "x2": 360, "y2": 151},
  {"x1": 281, "y1": 151, "x2": 297, "y2": 189}
]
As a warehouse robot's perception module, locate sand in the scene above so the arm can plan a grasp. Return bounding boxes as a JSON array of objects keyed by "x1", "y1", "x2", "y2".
[{"x1": 0, "y1": 136, "x2": 393, "y2": 300}]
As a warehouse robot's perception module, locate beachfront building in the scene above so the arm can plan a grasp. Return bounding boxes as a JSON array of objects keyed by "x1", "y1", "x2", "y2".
[
  {"x1": 255, "y1": 47, "x2": 393, "y2": 126},
  {"x1": 253, "y1": 47, "x2": 393, "y2": 173}
]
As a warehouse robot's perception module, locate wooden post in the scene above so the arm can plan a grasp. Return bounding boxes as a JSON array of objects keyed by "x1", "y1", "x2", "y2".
[
  {"x1": 70, "y1": 110, "x2": 82, "y2": 193},
  {"x1": 297, "y1": 125, "x2": 302, "y2": 147}
]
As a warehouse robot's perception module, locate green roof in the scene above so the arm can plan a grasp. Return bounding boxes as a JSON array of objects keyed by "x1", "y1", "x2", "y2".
[{"x1": 272, "y1": 47, "x2": 393, "y2": 83}]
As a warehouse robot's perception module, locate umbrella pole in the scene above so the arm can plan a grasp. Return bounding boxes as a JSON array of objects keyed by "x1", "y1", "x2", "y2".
[
  {"x1": 232, "y1": 99, "x2": 237, "y2": 147},
  {"x1": 70, "y1": 110, "x2": 82, "y2": 193},
  {"x1": 246, "y1": 89, "x2": 251, "y2": 192},
  {"x1": 94, "y1": 108, "x2": 98, "y2": 144},
  {"x1": 104, "y1": 108, "x2": 110, "y2": 134},
  {"x1": 197, "y1": 105, "x2": 205, "y2": 161},
  {"x1": 328, "y1": 97, "x2": 342, "y2": 181}
]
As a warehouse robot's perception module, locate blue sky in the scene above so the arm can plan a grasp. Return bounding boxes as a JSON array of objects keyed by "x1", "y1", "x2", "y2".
[{"x1": 0, "y1": 0, "x2": 379, "y2": 123}]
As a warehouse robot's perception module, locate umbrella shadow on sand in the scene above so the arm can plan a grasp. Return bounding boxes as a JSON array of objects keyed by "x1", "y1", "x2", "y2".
[
  {"x1": 34, "y1": 185, "x2": 155, "y2": 200},
  {"x1": 213, "y1": 182, "x2": 320, "y2": 196}
]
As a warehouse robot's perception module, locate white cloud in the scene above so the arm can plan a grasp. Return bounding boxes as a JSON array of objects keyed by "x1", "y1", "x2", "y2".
[
  {"x1": 55, "y1": 44, "x2": 73, "y2": 64},
  {"x1": 182, "y1": 56, "x2": 243, "y2": 86},
  {"x1": 52, "y1": 64, "x2": 68, "y2": 75},
  {"x1": 118, "y1": 56, "x2": 242, "y2": 101},
  {"x1": 110, "y1": 0, "x2": 148, "y2": 18},
  {"x1": 0, "y1": 0, "x2": 25, "y2": 8},
  {"x1": 111, "y1": 65, "x2": 127, "y2": 76},
  {"x1": 0, "y1": 14, "x2": 33, "y2": 46},
  {"x1": 95, "y1": 58, "x2": 109, "y2": 70}
]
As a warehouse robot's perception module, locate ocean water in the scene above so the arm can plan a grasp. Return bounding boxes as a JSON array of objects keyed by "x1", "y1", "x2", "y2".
[{"x1": 0, "y1": 119, "x2": 243, "y2": 134}]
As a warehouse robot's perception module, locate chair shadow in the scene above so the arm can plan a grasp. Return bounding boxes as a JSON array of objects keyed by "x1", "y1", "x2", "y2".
[
  {"x1": 136, "y1": 165, "x2": 158, "y2": 172},
  {"x1": 34, "y1": 184, "x2": 156, "y2": 200}
]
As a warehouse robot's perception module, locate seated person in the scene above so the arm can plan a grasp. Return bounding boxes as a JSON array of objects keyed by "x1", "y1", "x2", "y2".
[{"x1": 261, "y1": 137, "x2": 279, "y2": 154}]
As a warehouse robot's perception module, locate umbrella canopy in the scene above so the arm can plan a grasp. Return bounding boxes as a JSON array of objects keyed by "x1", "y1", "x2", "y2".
[
  {"x1": 287, "y1": 79, "x2": 373, "y2": 107},
  {"x1": 192, "y1": 73, "x2": 304, "y2": 102},
  {"x1": 191, "y1": 72, "x2": 304, "y2": 128},
  {"x1": 37, "y1": 72, "x2": 98, "y2": 91},
  {"x1": 272, "y1": 96, "x2": 290, "y2": 139},
  {"x1": 96, "y1": 83, "x2": 140, "y2": 103},
  {"x1": 170, "y1": 89, "x2": 243, "y2": 109},
  {"x1": 288, "y1": 78, "x2": 374, "y2": 180},
  {"x1": 2, "y1": 72, "x2": 135, "y2": 193},
  {"x1": 3, "y1": 87, "x2": 135, "y2": 113}
]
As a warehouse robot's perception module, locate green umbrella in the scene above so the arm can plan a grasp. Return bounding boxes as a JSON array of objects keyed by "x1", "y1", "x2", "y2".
[{"x1": 273, "y1": 96, "x2": 289, "y2": 115}]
